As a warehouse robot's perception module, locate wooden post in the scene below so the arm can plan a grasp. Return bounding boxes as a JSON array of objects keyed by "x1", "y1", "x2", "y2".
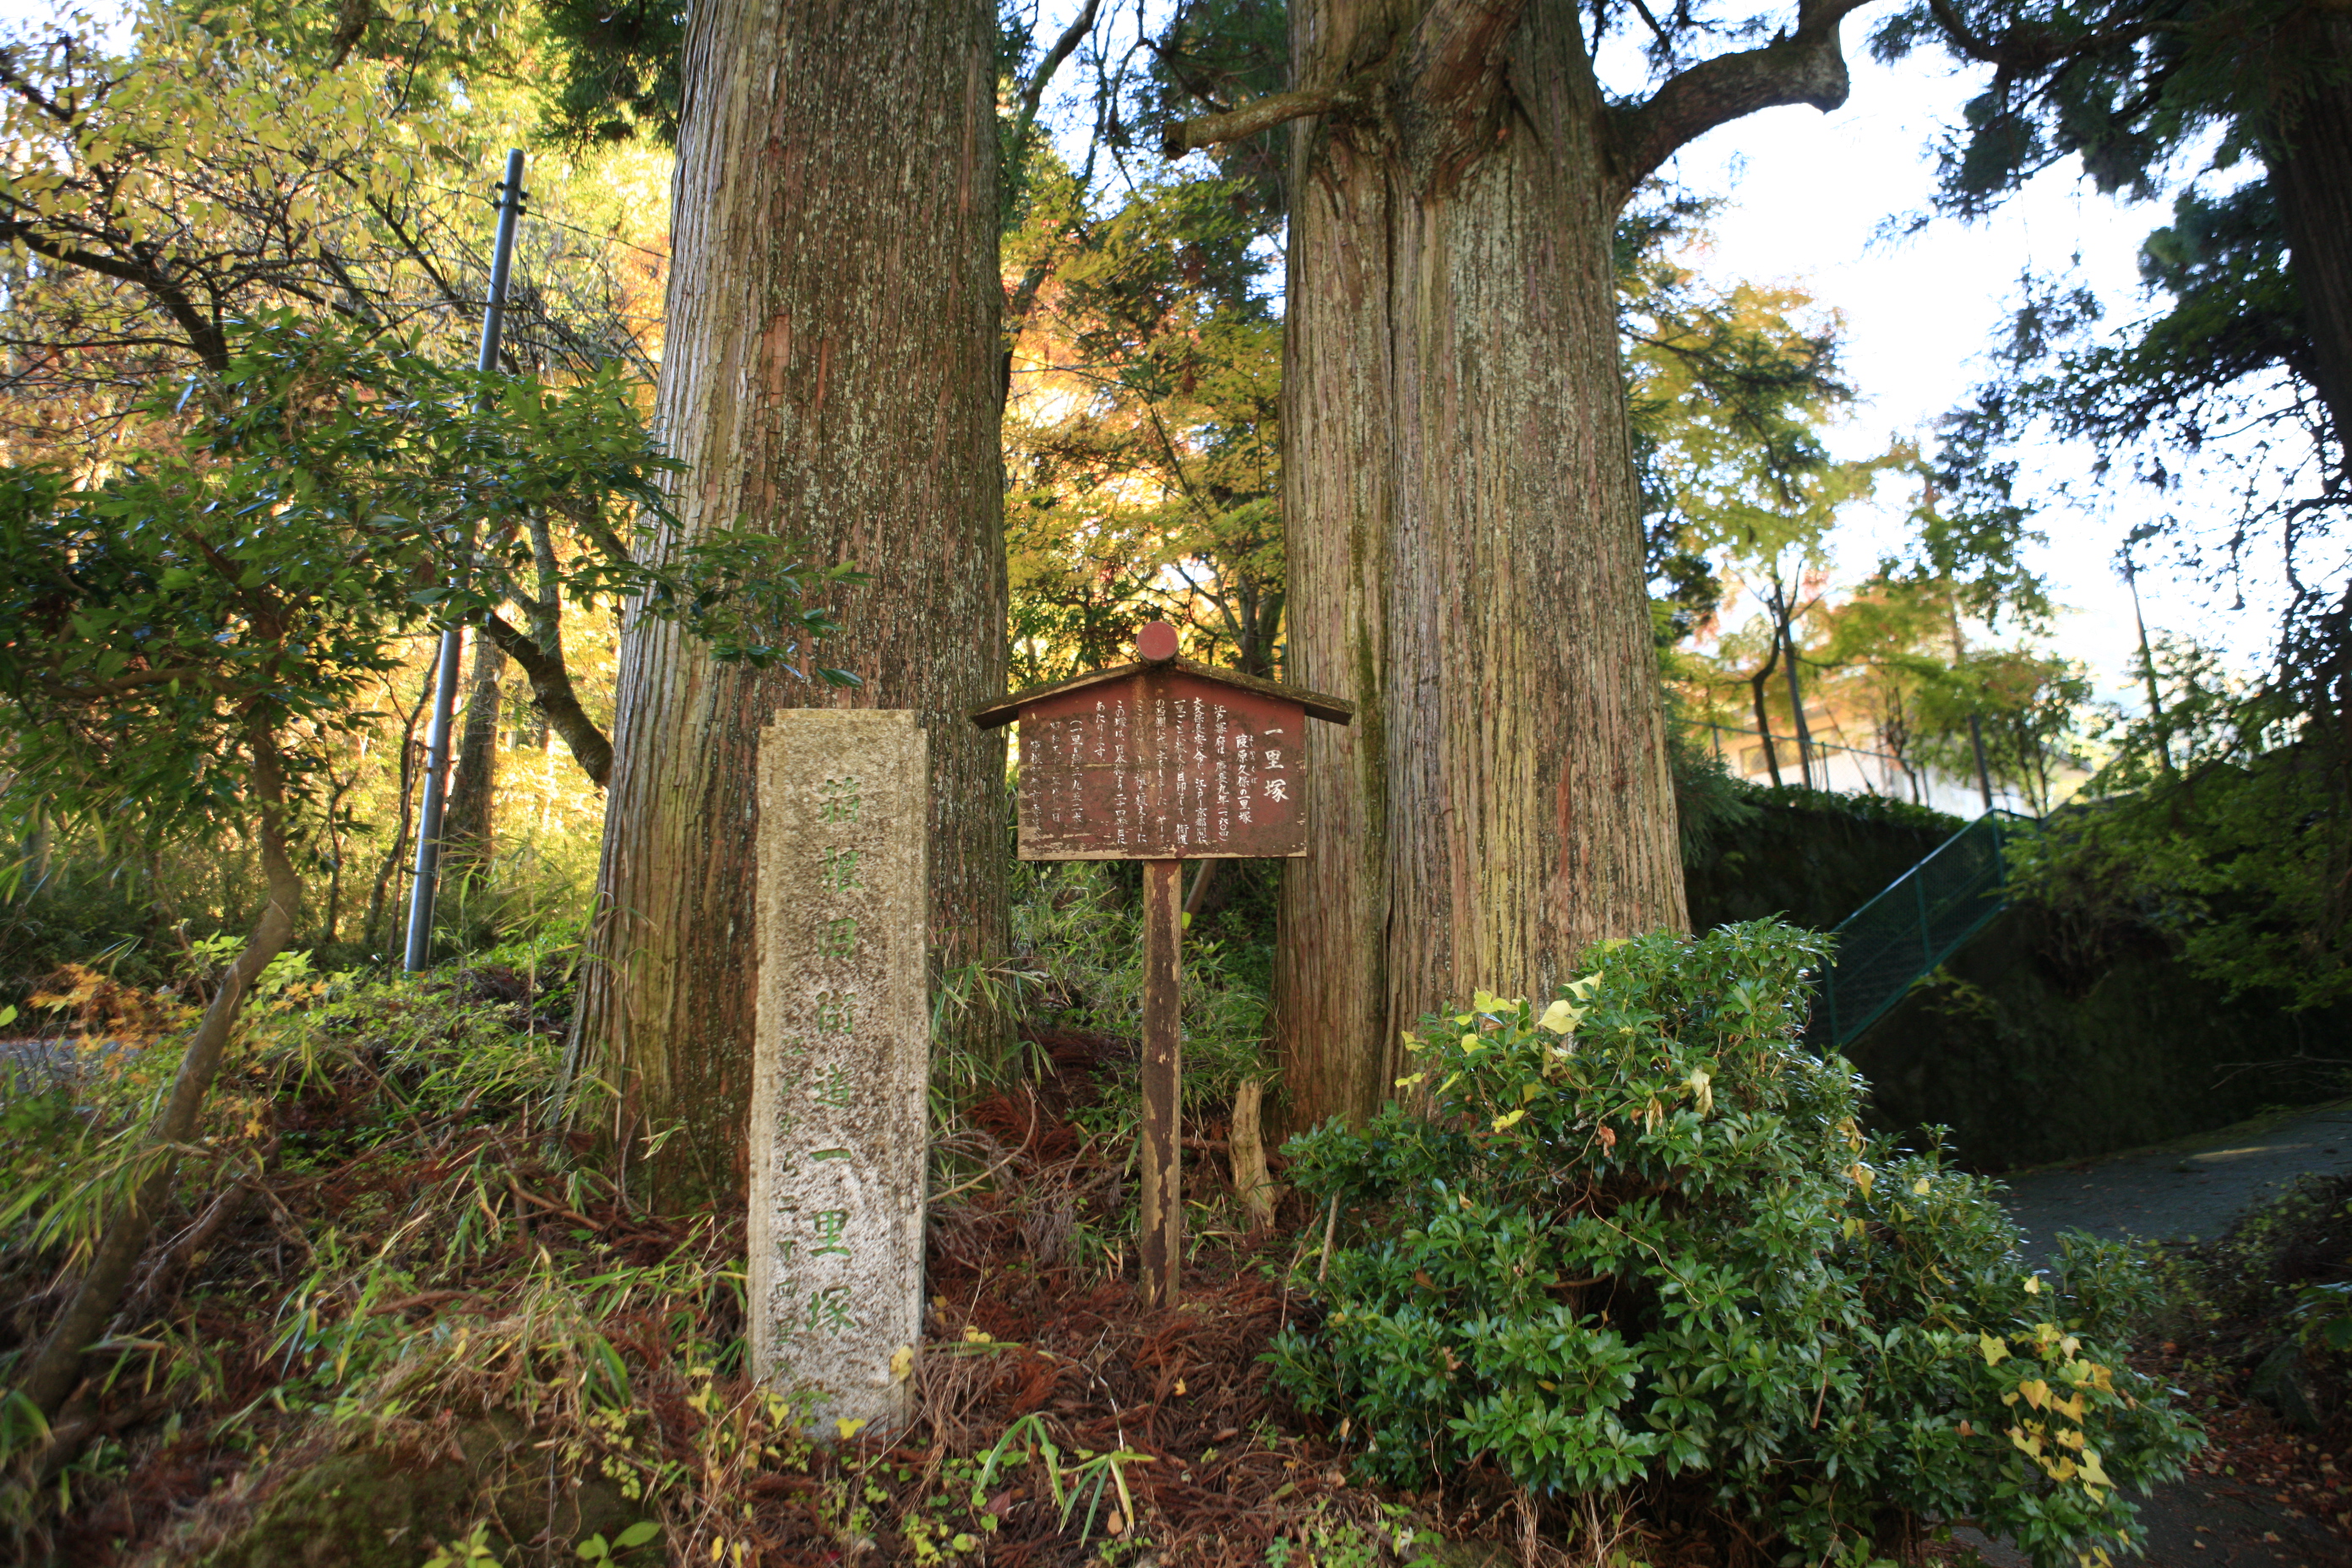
[
  {"x1": 1139, "y1": 857, "x2": 1184, "y2": 1306},
  {"x1": 970, "y1": 619, "x2": 1353, "y2": 1309}
]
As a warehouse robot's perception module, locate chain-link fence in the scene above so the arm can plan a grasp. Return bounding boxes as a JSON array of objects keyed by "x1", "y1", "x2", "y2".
[{"x1": 1820, "y1": 811, "x2": 2025, "y2": 1047}]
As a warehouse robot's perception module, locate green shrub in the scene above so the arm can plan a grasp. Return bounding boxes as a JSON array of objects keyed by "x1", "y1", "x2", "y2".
[
  {"x1": 1005, "y1": 859, "x2": 1272, "y2": 1128},
  {"x1": 1729, "y1": 780, "x2": 1968, "y2": 835},
  {"x1": 1269, "y1": 922, "x2": 2197, "y2": 1568}
]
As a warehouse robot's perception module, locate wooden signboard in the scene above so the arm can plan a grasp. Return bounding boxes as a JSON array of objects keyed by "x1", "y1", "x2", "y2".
[
  {"x1": 995, "y1": 662, "x2": 1347, "y2": 862},
  {"x1": 974, "y1": 622, "x2": 1351, "y2": 1304}
]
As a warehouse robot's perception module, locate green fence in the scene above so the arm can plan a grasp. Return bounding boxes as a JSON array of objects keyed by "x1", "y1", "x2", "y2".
[{"x1": 1820, "y1": 810, "x2": 2026, "y2": 1047}]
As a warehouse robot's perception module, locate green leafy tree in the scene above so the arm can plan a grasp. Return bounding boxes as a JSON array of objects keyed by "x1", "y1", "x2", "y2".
[
  {"x1": 2021, "y1": 636, "x2": 2352, "y2": 1009},
  {"x1": 1873, "y1": 0, "x2": 2352, "y2": 474},
  {"x1": 1621, "y1": 227, "x2": 1901, "y2": 789},
  {"x1": 1007, "y1": 172, "x2": 1287, "y2": 678},
  {"x1": 0, "y1": 314, "x2": 842, "y2": 1425},
  {"x1": 0, "y1": 0, "x2": 663, "y2": 811},
  {"x1": 1919, "y1": 647, "x2": 2096, "y2": 813},
  {"x1": 1876, "y1": 0, "x2": 2352, "y2": 874}
]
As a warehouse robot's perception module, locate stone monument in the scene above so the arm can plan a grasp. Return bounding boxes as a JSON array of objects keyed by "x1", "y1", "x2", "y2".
[{"x1": 749, "y1": 710, "x2": 928, "y2": 1432}]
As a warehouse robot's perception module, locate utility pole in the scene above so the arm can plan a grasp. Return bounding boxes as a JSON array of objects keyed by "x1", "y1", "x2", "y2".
[
  {"x1": 2122, "y1": 540, "x2": 2175, "y2": 778},
  {"x1": 1968, "y1": 712, "x2": 1995, "y2": 812},
  {"x1": 405, "y1": 149, "x2": 525, "y2": 972}
]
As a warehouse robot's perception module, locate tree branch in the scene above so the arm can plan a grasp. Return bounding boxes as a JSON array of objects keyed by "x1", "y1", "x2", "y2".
[
  {"x1": 1605, "y1": 0, "x2": 1872, "y2": 207},
  {"x1": 0, "y1": 220, "x2": 230, "y2": 371},
  {"x1": 476, "y1": 611, "x2": 613, "y2": 787},
  {"x1": 1161, "y1": 0, "x2": 1527, "y2": 159},
  {"x1": 24, "y1": 662, "x2": 234, "y2": 700},
  {"x1": 1161, "y1": 87, "x2": 1359, "y2": 157},
  {"x1": 1010, "y1": 0, "x2": 1102, "y2": 155}
]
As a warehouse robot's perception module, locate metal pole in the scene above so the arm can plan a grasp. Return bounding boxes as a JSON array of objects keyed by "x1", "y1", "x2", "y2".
[
  {"x1": 1916, "y1": 868, "x2": 1935, "y2": 968},
  {"x1": 406, "y1": 150, "x2": 526, "y2": 972},
  {"x1": 1139, "y1": 858, "x2": 1184, "y2": 1307},
  {"x1": 1968, "y1": 712, "x2": 1995, "y2": 814}
]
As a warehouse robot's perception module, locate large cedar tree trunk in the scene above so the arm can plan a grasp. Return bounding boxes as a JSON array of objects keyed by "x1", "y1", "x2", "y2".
[
  {"x1": 2266, "y1": 14, "x2": 2352, "y2": 472},
  {"x1": 569, "y1": 0, "x2": 1007, "y2": 1201},
  {"x1": 1266, "y1": 0, "x2": 1863, "y2": 1130}
]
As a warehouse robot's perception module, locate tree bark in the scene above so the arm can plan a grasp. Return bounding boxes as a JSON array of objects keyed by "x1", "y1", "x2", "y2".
[
  {"x1": 567, "y1": 0, "x2": 1007, "y2": 1203},
  {"x1": 2263, "y1": 13, "x2": 2352, "y2": 474},
  {"x1": 1750, "y1": 656, "x2": 1785, "y2": 789},
  {"x1": 1778, "y1": 596, "x2": 1816, "y2": 789},
  {"x1": 1274, "y1": 0, "x2": 1701, "y2": 1133},
  {"x1": 441, "y1": 633, "x2": 504, "y2": 875}
]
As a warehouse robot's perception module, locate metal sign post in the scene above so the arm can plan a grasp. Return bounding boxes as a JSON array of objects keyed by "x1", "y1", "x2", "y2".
[
  {"x1": 973, "y1": 621, "x2": 1352, "y2": 1304},
  {"x1": 404, "y1": 149, "x2": 526, "y2": 972}
]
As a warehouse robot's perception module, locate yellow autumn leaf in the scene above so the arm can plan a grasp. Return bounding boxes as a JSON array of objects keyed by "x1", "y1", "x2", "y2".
[
  {"x1": 1685, "y1": 1069, "x2": 1712, "y2": 1116},
  {"x1": 1911, "y1": 1177, "x2": 1931, "y2": 1195},
  {"x1": 1538, "y1": 999, "x2": 1580, "y2": 1034},
  {"x1": 2081, "y1": 1450, "x2": 2112, "y2": 1489},
  {"x1": 1979, "y1": 1333, "x2": 2011, "y2": 1366},
  {"x1": 1461, "y1": 1032, "x2": 1483, "y2": 1052},
  {"x1": 2023, "y1": 1274, "x2": 2042, "y2": 1294},
  {"x1": 2018, "y1": 1378, "x2": 2050, "y2": 1411},
  {"x1": 836, "y1": 1418, "x2": 868, "y2": 1441},
  {"x1": 890, "y1": 1345, "x2": 915, "y2": 1382},
  {"x1": 1491, "y1": 1108, "x2": 1527, "y2": 1133},
  {"x1": 1471, "y1": 989, "x2": 1511, "y2": 1015},
  {"x1": 1847, "y1": 1162, "x2": 1874, "y2": 1198},
  {"x1": 1395, "y1": 1072, "x2": 1427, "y2": 1089}
]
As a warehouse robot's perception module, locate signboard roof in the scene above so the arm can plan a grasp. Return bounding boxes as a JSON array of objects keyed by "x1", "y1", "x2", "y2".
[{"x1": 971, "y1": 656, "x2": 1353, "y2": 731}]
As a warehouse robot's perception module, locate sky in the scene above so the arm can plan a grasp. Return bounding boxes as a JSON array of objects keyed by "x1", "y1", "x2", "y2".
[{"x1": 1631, "y1": 25, "x2": 2264, "y2": 702}]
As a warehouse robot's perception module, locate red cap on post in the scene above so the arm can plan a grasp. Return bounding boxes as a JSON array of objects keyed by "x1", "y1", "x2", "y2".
[{"x1": 1136, "y1": 620, "x2": 1179, "y2": 663}]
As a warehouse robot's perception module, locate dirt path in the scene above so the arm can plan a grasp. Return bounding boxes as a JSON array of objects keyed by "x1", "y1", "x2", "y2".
[{"x1": 1952, "y1": 1101, "x2": 2352, "y2": 1568}]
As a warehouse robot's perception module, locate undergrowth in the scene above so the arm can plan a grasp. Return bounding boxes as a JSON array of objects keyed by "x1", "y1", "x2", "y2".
[
  {"x1": 0, "y1": 890, "x2": 2195, "y2": 1567},
  {"x1": 1, "y1": 867, "x2": 1433, "y2": 1567}
]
